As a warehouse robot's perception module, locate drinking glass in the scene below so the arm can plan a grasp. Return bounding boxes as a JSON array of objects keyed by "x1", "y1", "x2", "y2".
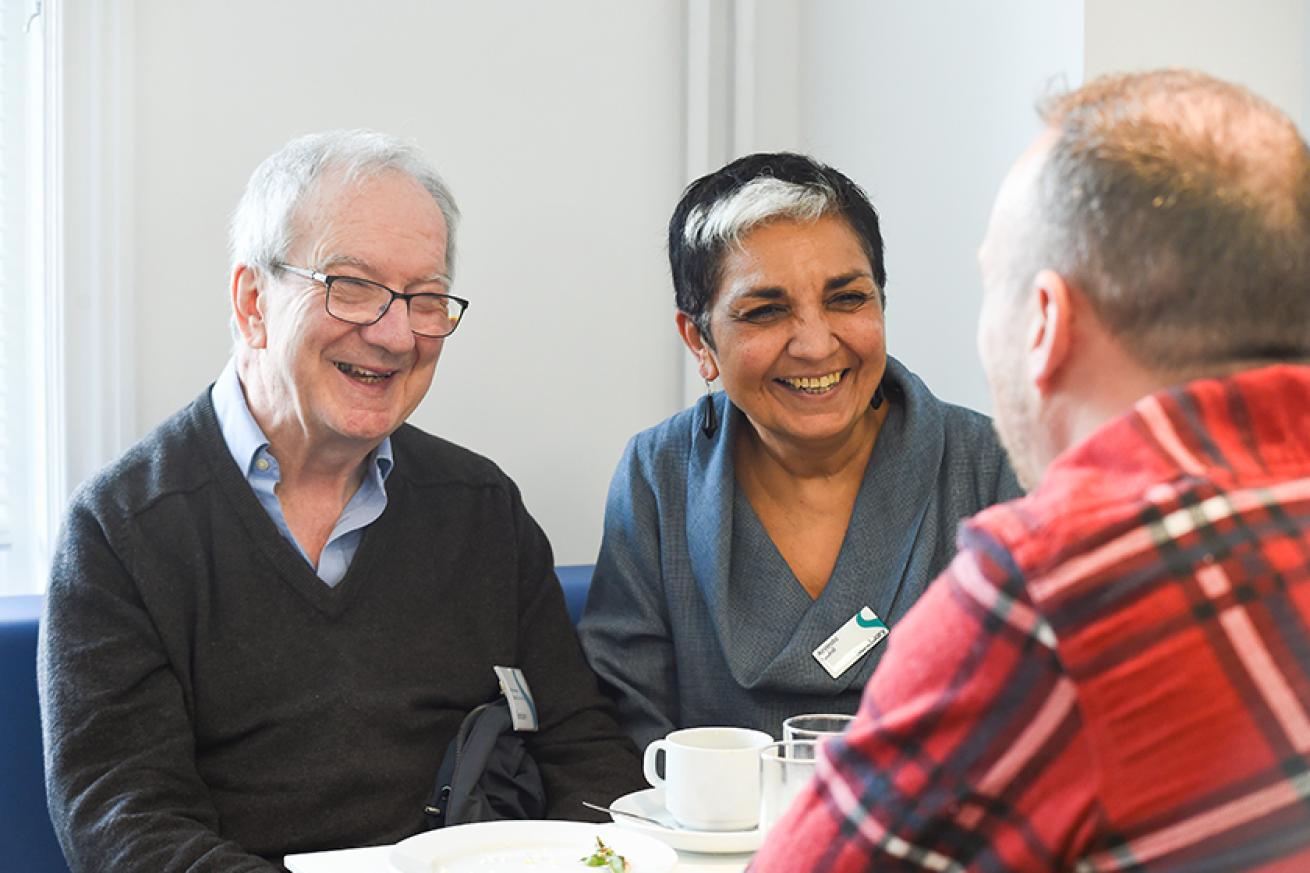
[
  {"x1": 758, "y1": 739, "x2": 819, "y2": 835},
  {"x1": 782, "y1": 713, "x2": 855, "y2": 743}
]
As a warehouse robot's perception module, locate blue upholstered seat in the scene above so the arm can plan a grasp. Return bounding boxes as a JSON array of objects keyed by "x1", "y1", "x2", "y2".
[
  {"x1": 0, "y1": 595, "x2": 69, "y2": 873},
  {"x1": 554, "y1": 563, "x2": 595, "y2": 625},
  {"x1": 0, "y1": 566, "x2": 592, "y2": 871}
]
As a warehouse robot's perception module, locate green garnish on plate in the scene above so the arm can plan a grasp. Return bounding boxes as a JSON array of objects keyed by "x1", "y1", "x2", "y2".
[{"x1": 582, "y1": 836, "x2": 629, "y2": 872}]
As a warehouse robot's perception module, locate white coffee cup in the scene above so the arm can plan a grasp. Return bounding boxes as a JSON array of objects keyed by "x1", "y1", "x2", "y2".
[{"x1": 642, "y1": 726, "x2": 774, "y2": 831}]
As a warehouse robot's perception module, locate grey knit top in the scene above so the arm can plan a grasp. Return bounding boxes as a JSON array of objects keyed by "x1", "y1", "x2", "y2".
[{"x1": 578, "y1": 357, "x2": 1022, "y2": 749}]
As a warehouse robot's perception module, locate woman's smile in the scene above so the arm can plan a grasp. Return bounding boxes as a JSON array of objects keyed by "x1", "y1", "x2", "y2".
[{"x1": 775, "y1": 368, "x2": 849, "y2": 394}]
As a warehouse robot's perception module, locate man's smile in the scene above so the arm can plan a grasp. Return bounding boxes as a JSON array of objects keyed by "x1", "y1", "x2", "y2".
[{"x1": 334, "y1": 361, "x2": 398, "y2": 384}]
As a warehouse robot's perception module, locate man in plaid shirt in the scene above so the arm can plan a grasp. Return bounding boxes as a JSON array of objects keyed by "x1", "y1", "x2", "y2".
[{"x1": 752, "y1": 70, "x2": 1310, "y2": 872}]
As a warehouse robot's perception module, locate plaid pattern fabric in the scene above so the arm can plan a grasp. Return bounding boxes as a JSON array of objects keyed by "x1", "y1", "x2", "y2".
[{"x1": 751, "y1": 365, "x2": 1310, "y2": 872}]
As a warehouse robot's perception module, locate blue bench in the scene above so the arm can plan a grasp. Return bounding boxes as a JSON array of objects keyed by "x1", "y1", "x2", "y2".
[
  {"x1": 554, "y1": 563, "x2": 595, "y2": 625},
  {"x1": 0, "y1": 595, "x2": 67, "y2": 873},
  {"x1": 0, "y1": 564, "x2": 594, "y2": 873}
]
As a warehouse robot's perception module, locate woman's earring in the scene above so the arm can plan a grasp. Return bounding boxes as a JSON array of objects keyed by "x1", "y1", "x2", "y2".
[
  {"x1": 700, "y1": 380, "x2": 718, "y2": 437},
  {"x1": 870, "y1": 381, "x2": 885, "y2": 410}
]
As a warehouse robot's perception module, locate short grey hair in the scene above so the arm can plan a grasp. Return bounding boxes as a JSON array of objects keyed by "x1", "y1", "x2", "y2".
[
  {"x1": 228, "y1": 129, "x2": 460, "y2": 279},
  {"x1": 668, "y1": 153, "x2": 888, "y2": 346},
  {"x1": 682, "y1": 176, "x2": 837, "y2": 251}
]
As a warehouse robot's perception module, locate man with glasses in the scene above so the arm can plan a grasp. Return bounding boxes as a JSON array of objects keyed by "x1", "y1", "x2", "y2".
[{"x1": 38, "y1": 130, "x2": 643, "y2": 872}]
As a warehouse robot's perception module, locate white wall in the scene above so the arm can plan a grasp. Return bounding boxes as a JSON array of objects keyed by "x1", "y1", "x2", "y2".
[
  {"x1": 793, "y1": 1, "x2": 1084, "y2": 413},
  {"x1": 769, "y1": 0, "x2": 1309, "y2": 415},
  {"x1": 1085, "y1": 0, "x2": 1309, "y2": 131},
  {"x1": 130, "y1": 1, "x2": 687, "y2": 564},
  {"x1": 89, "y1": 0, "x2": 1310, "y2": 573}
]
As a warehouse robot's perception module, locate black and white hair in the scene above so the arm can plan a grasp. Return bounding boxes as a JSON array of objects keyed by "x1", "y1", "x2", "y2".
[
  {"x1": 228, "y1": 129, "x2": 460, "y2": 278},
  {"x1": 668, "y1": 152, "x2": 886, "y2": 345}
]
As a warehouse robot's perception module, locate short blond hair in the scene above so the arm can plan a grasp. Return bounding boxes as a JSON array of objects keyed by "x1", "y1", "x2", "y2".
[{"x1": 1025, "y1": 70, "x2": 1310, "y2": 370}]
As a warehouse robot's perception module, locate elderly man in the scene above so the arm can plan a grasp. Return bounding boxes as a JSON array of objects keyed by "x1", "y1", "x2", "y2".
[
  {"x1": 752, "y1": 70, "x2": 1310, "y2": 871},
  {"x1": 38, "y1": 130, "x2": 642, "y2": 872}
]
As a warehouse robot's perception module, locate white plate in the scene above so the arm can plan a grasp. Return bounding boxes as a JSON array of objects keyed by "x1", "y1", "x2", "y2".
[
  {"x1": 609, "y1": 788, "x2": 763, "y2": 855},
  {"x1": 390, "y1": 820, "x2": 677, "y2": 873}
]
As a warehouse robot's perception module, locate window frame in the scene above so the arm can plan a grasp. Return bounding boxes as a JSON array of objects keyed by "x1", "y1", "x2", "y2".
[{"x1": 0, "y1": 0, "x2": 137, "y2": 594}]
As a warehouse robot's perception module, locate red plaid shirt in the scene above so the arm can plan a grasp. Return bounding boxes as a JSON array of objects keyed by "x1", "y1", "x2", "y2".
[{"x1": 752, "y1": 365, "x2": 1310, "y2": 872}]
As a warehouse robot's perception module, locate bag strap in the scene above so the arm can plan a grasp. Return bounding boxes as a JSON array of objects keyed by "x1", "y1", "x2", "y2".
[{"x1": 424, "y1": 699, "x2": 502, "y2": 828}]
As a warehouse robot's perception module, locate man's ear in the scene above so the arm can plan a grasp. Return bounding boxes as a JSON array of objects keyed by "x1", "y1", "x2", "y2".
[
  {"x1": 231, "y1": 264, "x2": 268, "y2": 350},
  {"x1": 1028, "y1": 269, "x2": 1074, "y2": 395},
  {"x1": 675, "y1": 311, "x2": 720, "y2": 382}
]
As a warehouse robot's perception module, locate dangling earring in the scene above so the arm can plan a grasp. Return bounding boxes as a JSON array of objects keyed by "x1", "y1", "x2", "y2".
[
  {"x1": 870, "y1": 381, "x2": 885, "y2": 410},
  {"x1": 700, "y1": 380, "x2": 719, "y2": 437}
]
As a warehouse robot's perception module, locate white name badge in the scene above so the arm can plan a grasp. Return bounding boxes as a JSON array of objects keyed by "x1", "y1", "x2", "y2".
[
  {"x1": 812, "y1": 607, "x2": 889, "y2": 679},
  {"x1": 493, "y1": 665, "x2": 540, "y2": 732}
]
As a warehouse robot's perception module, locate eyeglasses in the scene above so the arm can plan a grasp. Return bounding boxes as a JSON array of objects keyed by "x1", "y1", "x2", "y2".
[{"x1": 276, "y1": 264, "x2": 469, "y2": 339}]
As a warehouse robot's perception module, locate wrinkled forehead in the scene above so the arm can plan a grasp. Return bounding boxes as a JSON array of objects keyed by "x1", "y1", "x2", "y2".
[
  {"x1": 284, "y1": 167, "x2": 358, "y2": 254},
  {"x1": 290, "y1": 167, "x2": 447, "y2": 265},
  {"x1": 293, "y1": 167, "x2": 380, "y2": 235}
]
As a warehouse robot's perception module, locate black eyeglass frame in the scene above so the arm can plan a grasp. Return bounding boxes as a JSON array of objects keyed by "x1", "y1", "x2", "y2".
[{"x1": 275, "y1": 263, "x2": 469, "y2": 338}]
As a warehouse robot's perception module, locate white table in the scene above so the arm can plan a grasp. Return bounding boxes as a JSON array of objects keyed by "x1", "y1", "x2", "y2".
[{"x1": 285, "y1": 843, "x2": 752, "y2": 872}]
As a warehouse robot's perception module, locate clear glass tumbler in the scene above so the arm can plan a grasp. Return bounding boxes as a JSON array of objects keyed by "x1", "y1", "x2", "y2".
[
  {"x1": 782, "y1": 712, "x2": 855, "y2": 743},
  {"x1": 758, "y1": 739, "x2": 819, "y2": 835}
]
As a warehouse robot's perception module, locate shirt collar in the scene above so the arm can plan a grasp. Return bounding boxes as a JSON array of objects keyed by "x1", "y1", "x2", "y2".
[{"x1": 211, "y1": 357, "x2": 394, "y2": 481}]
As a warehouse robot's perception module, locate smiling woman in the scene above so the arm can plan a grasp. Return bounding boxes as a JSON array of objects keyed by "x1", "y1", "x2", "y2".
[
  {"x1": 687, "y1": 215, "x2": 887, "y2": 476},
  {"x1": 577, "y1": 152, "x2": 1024, "y2": 749}
]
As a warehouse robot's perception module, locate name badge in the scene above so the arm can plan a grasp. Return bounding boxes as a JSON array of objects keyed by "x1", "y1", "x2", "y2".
[
  {"x1": 812, "y1": 607, "x2": 889, "y2": 679},
  {"x1": 493, "y1": 665, "x2": 539, "y2": 732}
]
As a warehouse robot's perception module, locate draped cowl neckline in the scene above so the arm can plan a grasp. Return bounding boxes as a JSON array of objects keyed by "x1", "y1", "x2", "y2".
[{"x1": 683, "y1": 356, "x2": 948, "y2": 695}]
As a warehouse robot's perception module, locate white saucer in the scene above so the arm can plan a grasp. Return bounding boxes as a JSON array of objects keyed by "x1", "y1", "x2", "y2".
[{"x1": 608, "y1": 787, "x2": 763, "y2": 854}]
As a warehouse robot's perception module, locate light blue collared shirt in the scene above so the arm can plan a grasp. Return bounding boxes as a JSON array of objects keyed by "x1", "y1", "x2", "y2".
[{"x1": 210, "y1": 359, "x2": 393, "y2": 587}]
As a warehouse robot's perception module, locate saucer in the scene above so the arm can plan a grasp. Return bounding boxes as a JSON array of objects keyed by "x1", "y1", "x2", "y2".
[{"x1": 608, "y1": 787, "x2": 764, "y2": 854}]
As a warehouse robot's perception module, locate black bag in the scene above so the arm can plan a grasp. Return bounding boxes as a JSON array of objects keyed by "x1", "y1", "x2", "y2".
[{"x1": 424, "y1": 698, "x2": 547, "y2": 828}]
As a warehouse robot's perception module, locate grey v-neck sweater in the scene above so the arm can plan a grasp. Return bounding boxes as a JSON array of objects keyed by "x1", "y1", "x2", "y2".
[
  {"x1": 579, "y1": 357, "x2": 1023, "y2": 749},
  {"x1": 38, "y1": 390, "x2": 642, "y2": 873}
]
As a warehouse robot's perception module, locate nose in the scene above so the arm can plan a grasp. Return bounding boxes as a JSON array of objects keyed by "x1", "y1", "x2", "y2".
[
  {"x1": 787, "y1": 307, "x2": 840, "y2": 360},
  {"x1": 359, "y1": 295, "x2": 418, "y2": 354}
]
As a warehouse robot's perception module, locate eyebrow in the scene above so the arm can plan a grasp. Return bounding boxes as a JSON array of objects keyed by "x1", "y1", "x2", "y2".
[
  {"x1": 319, "y1": 253, "x2": 372, "y2": 271},
  {"x1": 734, "y1": 286, "x2": 787, "y2": 302},
  {"x1": 823, "y1": 270, "x2": 875, "y2": 291},
  {"x1": 732, "y1": 270, "x2": 876, "y2": 301},
  {"x1": 318, "y1": 254, "x2": 451, "y2": 287}
]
